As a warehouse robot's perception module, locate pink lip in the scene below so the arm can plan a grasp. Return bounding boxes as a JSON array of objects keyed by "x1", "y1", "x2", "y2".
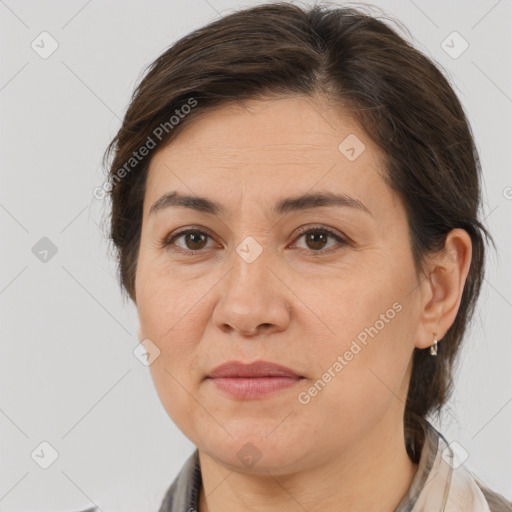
[{"x1": 206, "y1": 360, "x2": 303, "y2": 400}]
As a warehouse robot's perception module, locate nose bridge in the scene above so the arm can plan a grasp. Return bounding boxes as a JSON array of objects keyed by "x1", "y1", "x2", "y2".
[
  {"x1": 227, "y1": 234, "x2": 274, "y2": 301},
  {"x1": 212, "y1": 234, "x2": 290, "y2": 336}
]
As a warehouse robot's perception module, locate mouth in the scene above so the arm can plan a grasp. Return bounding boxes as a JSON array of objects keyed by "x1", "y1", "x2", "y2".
[{"x1": 206, "y1": 360, "x2": 304, "y2": 400}]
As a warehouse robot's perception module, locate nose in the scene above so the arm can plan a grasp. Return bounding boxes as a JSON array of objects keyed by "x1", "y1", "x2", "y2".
[{"x1": 211, "y1": 248, "x2": 292, "y2": 338}]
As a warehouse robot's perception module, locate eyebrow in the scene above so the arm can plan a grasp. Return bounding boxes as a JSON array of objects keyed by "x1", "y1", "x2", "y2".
[{"x1": 149, "y1": 191, "x2": 372, "y2": 218}]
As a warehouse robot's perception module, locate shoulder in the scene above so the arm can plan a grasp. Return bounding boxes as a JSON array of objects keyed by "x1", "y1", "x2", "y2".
[
  {"x1": 476, "y1": 480, "x2": 512, "y2": 512},
  {"x1": 421, "y1": 421, "x2": 511, "y2": 512}
]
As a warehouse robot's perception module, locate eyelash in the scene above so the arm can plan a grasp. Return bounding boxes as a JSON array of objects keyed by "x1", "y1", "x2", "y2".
[{"x1": 161, "y1": 225, "x2": 348, "y2": 256}]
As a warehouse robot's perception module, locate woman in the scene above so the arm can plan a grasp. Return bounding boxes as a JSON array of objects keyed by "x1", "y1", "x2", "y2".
[{"x1": 103, "y1": 2, "x2": 511, "y2": 510}]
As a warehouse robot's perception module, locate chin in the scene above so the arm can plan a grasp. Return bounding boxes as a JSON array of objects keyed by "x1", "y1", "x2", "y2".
[{"x1": 196, "y1": 424, "x2": 315, "y2": 474}]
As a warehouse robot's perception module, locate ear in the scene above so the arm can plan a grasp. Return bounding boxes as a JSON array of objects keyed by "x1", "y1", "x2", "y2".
[{"x1": 414, "y1": 228, "x2": 472, "y2": 350}]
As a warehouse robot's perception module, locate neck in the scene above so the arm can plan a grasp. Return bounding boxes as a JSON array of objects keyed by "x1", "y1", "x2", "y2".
[{"x1": 197, "y1": 416, "x2": 419, "y2": 512}]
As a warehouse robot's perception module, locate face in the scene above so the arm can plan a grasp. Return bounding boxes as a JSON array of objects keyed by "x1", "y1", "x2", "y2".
[{"x1": 135, "y1": 95, "x2": 426, "y2": 474}]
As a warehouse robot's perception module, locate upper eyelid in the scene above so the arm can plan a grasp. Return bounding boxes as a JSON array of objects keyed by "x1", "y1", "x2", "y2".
[
  {"x1": 294, "y1": 225, "x2": 345, "y2": 238},
  {"x1": 167, "y1": 226, "x2": 218, "y2": 245},
  {"x1": 166, "y1": 225, "x2": 347, "y2": 249}
]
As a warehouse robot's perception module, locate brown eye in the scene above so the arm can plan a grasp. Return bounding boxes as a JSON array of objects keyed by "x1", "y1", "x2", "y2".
[
  {"x1": 293, "y1": 227, "x2": 347, "y2": 253},
  {"x1": 163, "y1": 226, "x2": 347, "y2": 256},
  {"x1": 304, "y1": 231, "x2": 329, "y2": 251},
  {"x1": 164, "y1": 229, "x2": 213, "y2": 253},
  {"x1": 183, "y1": 231, "x2": 208, "y2": 250}
]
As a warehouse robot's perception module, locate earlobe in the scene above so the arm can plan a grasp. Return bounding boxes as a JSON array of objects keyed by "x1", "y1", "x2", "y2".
[{"x1": 414, "y1": 228, "x2": 472, "y2": 351}]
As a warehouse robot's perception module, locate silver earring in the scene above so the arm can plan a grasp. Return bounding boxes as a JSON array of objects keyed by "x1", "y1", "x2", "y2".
[{"x1": 430, "y1": 333, "x2": 438, "y2": 356}]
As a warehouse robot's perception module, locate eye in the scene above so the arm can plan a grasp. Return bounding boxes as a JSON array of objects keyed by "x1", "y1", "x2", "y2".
[
  {"x1": 163, "y1": 229, "x2": 216, "y2": 254},
  {"x1": 162, "y1": 225, "x2": 348, "y2": 256},
  {"x1": 292, "y1": 226, "x2": 348, "y2": 254}
]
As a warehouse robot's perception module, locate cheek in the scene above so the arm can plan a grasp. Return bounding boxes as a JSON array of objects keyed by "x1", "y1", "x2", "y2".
[
  {"x1": 302, "y1": 270, "x2": 414, "y2": 417},
  {"x1": 138, "y1": 284, "x2": 203, "y2": 372},
  {"x1": 301, "y1": 318, "x2": 411, "y2": 449},
  {"x1": 135, "y1": 255, "x2": 221, "y2": 360},
  {"x1": 136, "y1": 266, "x2": 204, "y2": 410},
  {"x1": 136, "y1": 256, "x2": 203, "y2": 340},
  {"x1": 306, "y1": 273, "x2": 400, "y2": 351},
  {"x1": 140, "y1": 279, "x2": 205, "y2": 437}
]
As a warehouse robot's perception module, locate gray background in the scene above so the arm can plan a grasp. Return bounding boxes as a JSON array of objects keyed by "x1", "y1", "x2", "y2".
[{"x1": 0, "y1": 0, "x2": 511, "y2": 510}]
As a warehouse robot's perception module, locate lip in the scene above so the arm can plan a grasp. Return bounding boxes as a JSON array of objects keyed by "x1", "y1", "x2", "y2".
[
  {"x1": 208, "y1": 360, "x2": 302, "y2": 378},
  {"x1": 206, "y1": 360, "x2": 304, "y2": 400}
]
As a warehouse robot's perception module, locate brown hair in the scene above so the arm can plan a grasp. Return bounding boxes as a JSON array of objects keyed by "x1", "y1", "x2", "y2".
[{"x1": 102, "y1": 1, "x2": 494, "y2": 461}]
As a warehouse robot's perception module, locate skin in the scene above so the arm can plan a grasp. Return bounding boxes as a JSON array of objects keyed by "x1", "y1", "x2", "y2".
[{"x1": 135, "y1": 95, "x2": 472, "y2": 512}]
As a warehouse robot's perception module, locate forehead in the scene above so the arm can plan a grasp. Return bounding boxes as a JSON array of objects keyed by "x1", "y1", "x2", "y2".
[
  {"x1": 144, "y1": 95, "x2": 397, "y2": 218},
  {"x1": 150, "y1": 95, "x2": 375, "y2": 165}
]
